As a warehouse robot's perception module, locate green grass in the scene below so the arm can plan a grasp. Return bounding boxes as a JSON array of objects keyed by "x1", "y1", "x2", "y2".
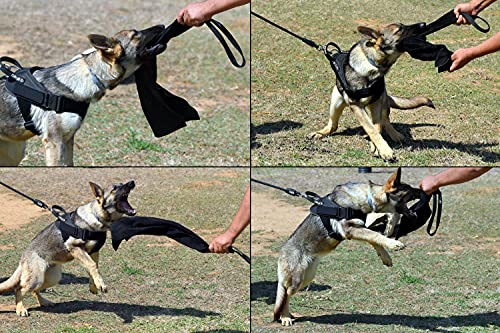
[
  {"x1": 0, "y1": 168, "x2": 250, "y2": 333},
  {"x1": 3, "y1": 0, "x2": 249, "y2": 166},
  {"x1": 251, "y1": 0, "x2": 499, "y2": 166},
  {"x1": 251, "y1": 168, "x2": 499, "y2": 332}
]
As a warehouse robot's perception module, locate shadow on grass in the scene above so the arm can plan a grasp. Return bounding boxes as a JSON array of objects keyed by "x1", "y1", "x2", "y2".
[
  {"x1": 31, "y1": 300, "x2": 219, "y2": 323},
  {"x1": 330, "y1": 123, "x2": 498, "y2": 162},
  {"x1": 295, "y1": 311, "x2": 500, "y2": 333},
  {"x1": 251, "y1": 121, "x2": 303, "y2": 149},
  {"x1": 251, "y1": 281, "x2": 330, "y2": 305},
  {"x1": 192, "y1": 331, "x2": 247, "y2": 333}
]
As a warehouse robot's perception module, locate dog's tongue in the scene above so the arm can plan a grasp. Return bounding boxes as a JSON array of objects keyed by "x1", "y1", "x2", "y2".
[{"x1": 119, "y1": 197, "x2": 137, "y2": 216}]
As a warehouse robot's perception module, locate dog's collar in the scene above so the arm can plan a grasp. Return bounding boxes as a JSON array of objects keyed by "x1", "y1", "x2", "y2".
[
  {"x1": 87, "y1": 66, "x2": 107, "y2": 91},
  {"x1": 55, "y1": 211, "x2": 107, "y2": 254},
  {"x1": 367, "y1": 188, "x2": 377, "y2": 211}
]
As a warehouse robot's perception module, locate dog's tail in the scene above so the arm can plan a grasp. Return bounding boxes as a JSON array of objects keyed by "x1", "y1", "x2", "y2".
[
  {"x1": 0, "y1": 265, "x2": 21, "y2": 293},
  {"x1": 389, "y1": 95, "x2": 435, "y2": 110},
  {"x1": 273, "y1": 282, "x2": 288, "y2": 322}
]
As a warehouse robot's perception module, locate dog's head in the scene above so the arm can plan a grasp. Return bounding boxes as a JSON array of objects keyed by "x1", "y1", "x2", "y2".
[
  {"x1": 381, "y1": 168, "x2": 422, "y2": 217},
  {"x1": 87, "y1": 25, "x2": 164, "y2": 87},
  {"x1": 357, "y1": 22, "x2": 425, "y2": 67},
  {"x1": 89, "y1": 180, "x2": 137, "y2": 224}
]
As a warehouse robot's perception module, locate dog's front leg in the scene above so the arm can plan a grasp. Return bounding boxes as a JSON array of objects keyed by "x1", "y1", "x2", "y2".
[
  {"x1": 88, "y1": 252, "x2": 100, "y2": 294},
  {"x1": 70, "y1": 247, "x2": 107, "y2": 293},
  {"x1": 349, "y1": 104, "x2": 395, "y2": 160},
  {"x1": 344, "y1": 223, "x2": 405, "y2": 251},
  {"x1": 308, "y1": 85, "x2": 347, "y2": 139}
]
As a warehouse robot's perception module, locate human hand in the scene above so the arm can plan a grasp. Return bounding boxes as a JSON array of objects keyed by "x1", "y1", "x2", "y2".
[
  {"x1": 177, "y1": 2, "x2": 213, "y2": 27},
  {"x1": 419, "y1": 176, "x2": 440, "y2": 195},
  {"x1": 449, "y1": 47, "x2": 475, "y2": 71},
  {"x1": 208, "y1": 231, "x2": 235, "y2": 253},
  {"x1": 454, "y1": 2, "x2": 478, "y2": 25}
]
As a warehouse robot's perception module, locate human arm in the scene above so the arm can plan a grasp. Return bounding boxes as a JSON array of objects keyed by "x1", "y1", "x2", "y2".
[
  {"x1": 454, "y1": 0, "x2": 496, "y2": 25},
  {"x1": 419, "y1": 167, "x2": 492, "y2": 195},
  {"x1": 449, "y1": 31, "x2": 500, "y2": 71},
  {"x1": 177, "y1": 0, "x2": 250, "y2": 27},
  {"x1": 209, "y1": 186, "x2": 250, "y2": 253}
]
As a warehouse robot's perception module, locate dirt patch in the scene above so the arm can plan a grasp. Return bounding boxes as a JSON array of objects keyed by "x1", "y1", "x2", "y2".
[
  {"x1": 182, "y1": 180, "x2": 226, "y2": 189},
  {"x1": 213, "y1": 170, "x2": 242, "y2": 178},
  {"x1": 251, "y1": 191, "x2": 309, "y2": 256},
  {"x1": 0, "y1": 193, "x2": 49, "y2": 231},
  {"x1": 0, "y1": 35, "x2": 23, "y2": 58}
]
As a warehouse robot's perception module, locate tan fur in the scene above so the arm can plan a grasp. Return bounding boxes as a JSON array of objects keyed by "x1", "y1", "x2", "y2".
[
  {"x1": 0, "y1": 180, "x2": 136, "y2": 316},
  {"x1": 274, "y1": 169, "x2": 422, "y2": 326},
  {"x1": 308, "y1": 23, "x2": 434, "y2": 160}
]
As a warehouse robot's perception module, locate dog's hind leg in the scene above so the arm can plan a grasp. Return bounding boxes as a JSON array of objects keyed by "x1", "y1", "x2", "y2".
[
  {"x1": 388, "y1": 96, "x2": 434, "y2": 110},
  {"x1": 0, "y1": 140, "x2": 26, "y2": 166},
  {"x1": 16, "y1": 257, "x2": 48, "y2": 316},
  {"x1": 33, "y1": 264, "x2": 62, "y2": 307},
  {"x1": 308, "y1": 85, "x2": 347, "y2": 140}
]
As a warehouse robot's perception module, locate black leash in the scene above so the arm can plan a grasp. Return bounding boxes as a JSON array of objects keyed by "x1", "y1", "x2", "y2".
[
  {"x1": 426, "y1": 190, "x2": 442, "y2": 236},
  {"x1": 250, "y1": 178, "x2": 323, "y2": 205},
  {"x1": 0, "y1": 181, "x2": 67, "y2": 222}
]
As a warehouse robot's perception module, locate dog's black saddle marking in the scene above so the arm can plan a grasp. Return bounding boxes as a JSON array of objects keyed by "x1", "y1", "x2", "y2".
[
  {"x1": 326, "y1": 50, "x2": 386, "y2": 101},
  {"x1": 55, "y1": 211, "x2": 106, "y2": 255},
  {"x1": 0, "y1": 57, "x2": 90, "y2": 136},
  {"x1": 309, "y1": 193, "x2": 367, "y2": 241}
]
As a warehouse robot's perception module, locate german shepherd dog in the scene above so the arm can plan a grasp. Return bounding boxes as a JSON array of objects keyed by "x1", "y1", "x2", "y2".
[
  {"x1": 0, "y1": 25, "x2": 163, "y2": 166},
  {"x1": 274, "y1": 168, "x2": 421, "y2": 326},
  {"x1": 0, "y1": 180, "x2": 136, "y2": 316},
  {"x1": 308, "y1": 23, "x2": 435, "y2": 160}
]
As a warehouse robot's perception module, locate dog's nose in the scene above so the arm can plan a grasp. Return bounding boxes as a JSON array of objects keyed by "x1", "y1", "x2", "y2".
[{"x1": 126, "y1": 180, "x2": 136, "y2": 189}]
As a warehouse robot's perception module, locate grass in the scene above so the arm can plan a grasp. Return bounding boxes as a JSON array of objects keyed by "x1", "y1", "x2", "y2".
[
  {"x1": 251, "y1": 0, "x2": 499, "y2": 166},
  {"x1": 251, "y1": 168, "x2": 499, "y2": 332},
  {"x1": 0, "y1": 0, "x2": 249, "y2": 166},
  {"x1": 0, "y1": 168, "x2": 250, "y2": 332}
]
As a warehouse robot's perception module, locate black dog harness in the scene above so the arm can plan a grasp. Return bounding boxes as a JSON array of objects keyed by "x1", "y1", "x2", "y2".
[
  {"x1": 55, "y1": 211, "x2": 107, "y2": 255},
  {"x1": 251, "y1": 12, "x2": 385, "y2": 101},
  {"x1": 0, "y1": 56, "x2": 90, "y2": 136},
  {"x1": 308, "y1": 192, "x2": 367, "y2": 241},
  {"x1": 251, "y1": 178, "x2": 367, "y2": 241}
]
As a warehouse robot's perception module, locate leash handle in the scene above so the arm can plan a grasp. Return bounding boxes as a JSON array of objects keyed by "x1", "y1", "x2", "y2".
[
  {"x1": 461, "y1": 12, "x2": 490, "y2": 33},
  {"x1": 205, "y1": 19, "x2": 246, "y2": 68},
  {"x1": 229, "y1": 246, "x2": 250, "y2": 264},
  {"x1": 251, "y1": 11, "x2": 321, "y2": 50},
  {"x1": 426, "y1": 190, "x2": 442, "y2": 236},
  {"x1": 0, "y1": 56, "x2": 23, "y2": 79}
]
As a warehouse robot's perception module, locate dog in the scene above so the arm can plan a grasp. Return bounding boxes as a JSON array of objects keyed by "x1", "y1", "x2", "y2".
[
  {"x1": 0, "y1": 180, "x2": 136, "y2": 316},
  {"x1": 274, "y1": 168, "x2": 422, "y2": 326},
  {"x1": 0, "y1": 25, "x2": 164, "y2": 166},
  {"x1": 307, "y1": 23, "x2": 435, "y2": 160}
]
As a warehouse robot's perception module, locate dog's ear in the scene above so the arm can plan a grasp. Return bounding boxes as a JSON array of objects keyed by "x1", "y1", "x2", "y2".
[
  {"x1": 383, "y1": 167, "x2": 402, "y2": 193},
  {"x1": 358, "y1": 26, "x2": 380, "y2": 40},
  {"x1": 88, "y1": 34, "x2": 123, "y2": 60},
  {"x1": 89, "y1": 181, "x2": 104, "y2": 204}
]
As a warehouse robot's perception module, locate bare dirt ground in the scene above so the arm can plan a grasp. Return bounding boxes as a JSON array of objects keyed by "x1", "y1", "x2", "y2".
[{"x1": 0, "y1": 193, "x2": 49, "y2": 233}]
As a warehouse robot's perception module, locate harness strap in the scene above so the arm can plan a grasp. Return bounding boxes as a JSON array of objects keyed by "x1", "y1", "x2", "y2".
[
  {"x1": 325, "y1": 51, "x2": 386, "y2": 101},
  {"x1": 1, "y1": 57, "x2": 90, "y2": 135},
  {"x1": 55, "y1": 212, "x2": 107, "y2": 254}
]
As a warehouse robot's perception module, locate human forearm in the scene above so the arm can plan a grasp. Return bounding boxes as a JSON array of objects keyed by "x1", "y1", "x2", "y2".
[
  {"x1": 469, "y1": 32, "x2": 500, "y2": 58},
  {"x1": 224, "y1": 186, "x2": 250, "y2": 240},
  {"x1": 419, "y1": 167, "x2": 491, "y2": 194},
  {"x1": 202, "y1": 0, "x2": 250, "y2": 17}
]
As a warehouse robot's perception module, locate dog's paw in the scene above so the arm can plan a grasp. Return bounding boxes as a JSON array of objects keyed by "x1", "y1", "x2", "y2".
[
  {"x1": 307, "y1": 132, "x2": 326, "y2": 140},
  {"x1": 89, "y1": 283, "x2": 98, "y2": 294},
  {"x1": 281, "y1": 317, "x2": 293, "y2": 326},
  {"x1": 99, "y1": 284, "x2": 108, "y2": 293},
  {"x1": 388, "y1": 239, "x2": 405, "y2": 251},
  {"x1": 16, "y1": 306, "x2": 29, "y2": 317}
]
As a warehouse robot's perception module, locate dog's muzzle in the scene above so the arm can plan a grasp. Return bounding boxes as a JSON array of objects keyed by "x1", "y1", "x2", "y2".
[{"x1": 117, "y1": 181, "x2": 137, "y2": 216}]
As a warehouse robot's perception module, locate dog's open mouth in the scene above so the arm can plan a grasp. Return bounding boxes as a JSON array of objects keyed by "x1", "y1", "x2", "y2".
[{"x1": 116, "y1": 181, "x2": 137, "y2": 216}]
